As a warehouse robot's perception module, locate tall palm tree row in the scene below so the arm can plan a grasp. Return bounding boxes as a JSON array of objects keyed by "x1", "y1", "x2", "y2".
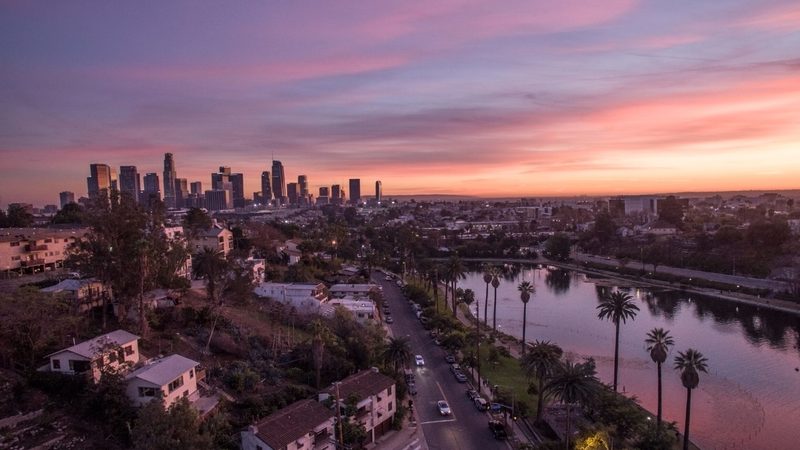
[
  {"x1": 383, "y1": 336, "x2": 412, "y2": 375},
  {"x1": 675, "y1": 349, "x2": 709, "y2": 450},
  {"x1": 521, "y1": 340, "x2": 563, "y2": 423},
  {"x1": 596, "y1": 290, "x2": 639, "y2": 392},
  {"x1": 544, "y1": 359, "x2": 599, "y2": 450},
  {"x1": 645, "y1": 327, "x2": 674, "y2": 429},
  {"x1": 490, "y1": 267, "x2": 501, "y2": 332},
  {"x1": 446, "y1": 255, "x2": 466, "y2": 314},
  {"x1": 517, "y1": 281, "x2": 535, "y2": 354},
  {"x1": 482, "y1": 268, "x2": 492, "y2": 328}
]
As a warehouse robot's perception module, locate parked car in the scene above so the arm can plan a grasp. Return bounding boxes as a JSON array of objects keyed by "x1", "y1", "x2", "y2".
[
  {"x1": 449, "y1": 363, "x2": 461, "y2": 373},
  {"x1": 474, "y1": 397, "x2": 489, "y2": 411},
  {"x1": 384, "y1": 275, "x2": 392, "y2": 281},
  {"x1": 437, "y1": 400, "x2": 451, "y2": 416},
  {"x1": 444, "y1": 354, "x2": 456, "y2": 364},
  {"x1": 385, "y1": 316, "x2": 394, "y2": 324},
  {"x1": 454, "y1": 371, "x2": 468, "y2": 383},
  {"x1": 409, "y1": 384, "x2": 417, "y2": 396},
  {"x1": 488, "y1": 420, "x2": 508, "y2": 440},
  {"x1": 415, "y1": 355, "x2": 425, "y2": 366},
  {"x1": 466, "y1": 389, "x2": 479, "y2": 401}
]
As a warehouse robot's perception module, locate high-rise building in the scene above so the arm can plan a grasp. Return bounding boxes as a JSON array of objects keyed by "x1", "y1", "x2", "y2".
[
  {"x1": 163, "y1": 153, "x2": 177, "y2": 208},
  {"x1": 375, "y1": 180, "x2": 382, "y2": 204},
  {"x1": 109, "y1": 167, "x2": 118, "y2": 192},
  {"x1": 174, "y1": 178, "x2": 188, "y2": 208},
  {"x1": 298, "y1": 175, "x2": 308, "y2": 201},
  {"x1": 317, "y1": 186, "x2": 330, "y2": 205},
  {"x1": 348, "y1": 178, "x2": 361, "y2": 205},
  {"x1": 211, "y1": 171, "x2": 229, "y2": 190},
  {"x1": 287, "y1": 183, "x2": 298, "y2": 205},
  {"x1": 87, "y1": 163, "x2": 112, "y2": 199},
  {"x1": 260, "y1": 171, "x2": 272, "y2": 203},
  {"x1": 142, "y1": 173, "x2": 161, "y2": 203},
  {"x1": 271, "y1": 160, "x2": 285, "y2": 204},
  {"x1": 230, "y1": 173, "x2": 245, "y2": 208},
  {"x1": 119, "y1": 166, "x2": 141, "y2": 201},
  {"x1": 190, "y1": 181, "x2": 203, "y2": 195},
  {"x1": 331, "y1": 184, "x2": 344, "y2": 205},
  {"x1": 205, "y1": 189, "x2": 232, "y2": 211},
  {"x1": 59, "y1": 191, "x2": 75, "y2": 208},
  {"x1": 218, "y1": 166, "x2": 231, "y2": 175}
]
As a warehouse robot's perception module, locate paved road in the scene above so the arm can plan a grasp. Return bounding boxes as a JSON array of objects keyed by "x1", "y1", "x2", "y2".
[{"x1": 373, "y1": 272, "x2": 507, "y2": 450}]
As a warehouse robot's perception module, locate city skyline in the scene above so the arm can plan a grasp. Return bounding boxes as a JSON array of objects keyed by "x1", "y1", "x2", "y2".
[{"x1": 2, "y1": 1, "x2": 800, "y2": 206}]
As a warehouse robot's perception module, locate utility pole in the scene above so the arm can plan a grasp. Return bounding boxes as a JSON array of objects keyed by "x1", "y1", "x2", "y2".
[{"x1": 335, "y1": 382, "x2": 344, "y2": 449}]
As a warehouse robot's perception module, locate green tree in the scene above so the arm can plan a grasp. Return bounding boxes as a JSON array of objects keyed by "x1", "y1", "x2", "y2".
[
  {"x1": 182, "y1": 207, "x2": 212, "y2": 238},
  {"x1": 658, "y1": 196, "x2": 685, "y2": 227},
  {"x1": 445, "y1": 255, "x2": 466, "y2": 314},
  {"x1": 521, "y1": 340, "x2": 563, "y2": 423},
  {"x1": 132, "y1": 398, "x2": 213, "y2": 450},
  {"x1": 544, "y1": 360, "x2": 599, "y2": 450},
  {"x1": 490, "y1": 267, "x2": 502, "y2": 332},
  {"x1": 482, "y1": 267, "x2": 493, "y2": 328},
  {"x1": 51, "y1": 202, "x2": 85, "y2": 224},
  {"x1": 4, "y1": 204, "x2": 34, "y2": 227},
  {"x1": 645, "y1": 328, "x2": 674, "y2": 430},
  {"x1": 192, "y1": 247, "x2": 230, "y2": 353},
  {"x1": 517, "y1": 281, "x2": 535, "y2": 354},
  {"x1": 674, "y1": 349, "x2": 709, "y2": 450},
  {"x1": 596, "y1": 291, "x2": 639, "y2": 392},
  {"x1": 383, "y1": 336, "x2": 412, "y2": 375},
  {"x1": 544, "y1": 233, "x2": 571, "y2": 261}
]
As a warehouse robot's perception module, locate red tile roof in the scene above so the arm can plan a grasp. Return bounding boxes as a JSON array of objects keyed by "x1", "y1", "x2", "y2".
[{"x1": 254, "y1": 399, "x2": 334, "y2": 450}]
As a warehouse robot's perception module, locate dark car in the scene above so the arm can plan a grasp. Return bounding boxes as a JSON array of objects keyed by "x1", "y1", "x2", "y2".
[
  {"x1": 466, "y1": 389, "x2": 479, "y2": 400},
  {"x1": 474, "y1": 397, "x2": 489, "y2": 411},
  {"x1": 444, "y1": 354, "x2": 456, "y2": 364},
  {"x1": 488, "y1": 420, "x2": 508, "y2": 440},
  {"x1": 385, "y1": 316, "x2": 394, "y2": 324},
  {"x1": 454, "y1": 371, "x2": 468, "y2": 383}
]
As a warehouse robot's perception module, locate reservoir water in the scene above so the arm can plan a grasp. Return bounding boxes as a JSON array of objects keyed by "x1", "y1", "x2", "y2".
[{"x1": 459, "y1": 265, "x2": 800, "y2": 450}]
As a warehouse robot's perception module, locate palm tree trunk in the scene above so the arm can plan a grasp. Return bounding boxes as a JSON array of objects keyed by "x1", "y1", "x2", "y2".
[
  {"x1": 565, "y1": 403, "x2": 572, "y2": 450},
  {"x1": 476, "y1": 298, "x2": 481, "y2": 387},
  {"x1": 536, "y1": 376, "x2": 544, "y2": 423},
  {"x1": 492, "y1": 287, "x2": 498, "y2": 332},
  {"x1": 452, "y1": 281, "x2": 457, "y2": 314},
  {"x1": 521, "y1": 304, "x2": 527, "y2": 354},
  {"x1": 484, "y1": 283, "x2": 489, "y2": 327},
  {"x1": 613, "y1": 319, "x2": 620, "y2": 392},
  {"x1": 205, "y1": 311, "x2": 219, "y2": 354},
  {"x1": 683, "y1": 388, "x2": 692, "y2": 450},
  {"x1": 657, "y1": 361, "x2": 663, "y2": 429}
]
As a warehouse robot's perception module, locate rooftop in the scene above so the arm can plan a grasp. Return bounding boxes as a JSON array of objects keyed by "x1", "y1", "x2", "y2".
[
  {"x1": 49, "y1": 329, "x2": 139, "y2": 359},
  {"x1": 127, "y1": 354, "x2": 198, "y2": 386},
  {"x1": 325, "y1": 369, "x2": 395, "y2": 401},
  {"x1": 253, "y1": 399, "x2": 334, "y2": 449}
]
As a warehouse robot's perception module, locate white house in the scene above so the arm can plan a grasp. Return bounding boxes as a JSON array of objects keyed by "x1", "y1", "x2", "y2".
[
  {"x1": 254, "y1": 282, "x2": 328, "y2": 314},
  {"x1": 191, "y1": 225, "x2": 234, "y2": 257},
  {"x1": 125, "y1": 354, "x2": 199, "y2": 408},
  {"x1": 46, "y1": 329, "x2": 140, "y2": 382},
  {"x1": 41, "y1": 277, "x2": 112, "y2": 312},
  {"x1": 329, "y1": 284, "x2": 379, "y2": 299},
  {"x1": 324, "y1": 297, "x2": 376, "y2": 323},
  {"x1": 323, "y1": 368, "x2": 396, "y2": 444},
  {"x1": 241, "y1": 399, "x2": 335, "y2": 450}
]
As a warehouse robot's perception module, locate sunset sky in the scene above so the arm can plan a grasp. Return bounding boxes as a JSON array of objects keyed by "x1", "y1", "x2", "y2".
[{"x1": 1, "y1": 0, "x2": 799, "y2": 206}]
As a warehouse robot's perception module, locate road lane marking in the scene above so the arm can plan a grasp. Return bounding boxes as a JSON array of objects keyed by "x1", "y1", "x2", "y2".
[{"x1": 419, "y1": 418, "x2": 457, "y2": 425}]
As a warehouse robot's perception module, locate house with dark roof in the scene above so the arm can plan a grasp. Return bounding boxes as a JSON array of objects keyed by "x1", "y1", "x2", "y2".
[
  {"x1": 323, "y1": 368, "x2": 396, "y2": 444},
  {"x1": 45, "y1": 329, "x2": 139, "y2": 382},
  {"x1": 241, "y1": 399, "x2": 335, "y2": 450}
]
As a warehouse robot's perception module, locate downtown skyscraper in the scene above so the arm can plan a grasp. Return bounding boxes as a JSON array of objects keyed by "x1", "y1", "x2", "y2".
[
  {"x1": 163, "y1": 153, "x2": 177, "y2": 208},
  {"x1": 260, "y1": 171, "x2": 272, "y2": 203},
  {"x1": 119, "y1": 166, "x2": 141, "y2": 201},
  {"x1": 271, "y1": 160, "x2": 285, "y2": 204},
  {"x1": 87, "y1": 163, "x2": 112, "y2": 199},
  {"x1": 349, "y1": 178, "x2": 361, "y2": 205}
]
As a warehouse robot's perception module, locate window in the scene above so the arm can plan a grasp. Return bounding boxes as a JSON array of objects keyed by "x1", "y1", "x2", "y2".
[
  {"x1": 138, "y1": 387, "x2": 159, "y2": 397},
  {"x1": 52, "y1": 359, "x2": 61, "y2": 370},
  {"x1": 256, "y1": 446, "x2": 263, "y2": 450},
  {"x1": 388, "y1": 385, "x2": 393, "y2": 396},
  {"x1": 388, "y1": 402, "x2": 393, "y2": 412},
  {"x1": 11, "y1": 256, "x2": 20, "y2": 261},
  {"x1": 124, "y1": 345, "x2": 134, "y2": 355},
  {"x1": 168, "y1": 375, "x2": 184, "y2": 393},
  {"x1": 10, "y1": 241, "x2": 19, "y2": 247},
  {"x1": 189, "y1": 369, "x2": 194, "y2": 379}
]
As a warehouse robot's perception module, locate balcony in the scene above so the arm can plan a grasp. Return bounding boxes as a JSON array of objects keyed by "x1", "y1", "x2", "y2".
[
  {"x1": 26, "y1": 244, "x2": 48, "y2": 251},
  {"x1": 21, "y1": 259, "x2": 46, "y2": 267}
]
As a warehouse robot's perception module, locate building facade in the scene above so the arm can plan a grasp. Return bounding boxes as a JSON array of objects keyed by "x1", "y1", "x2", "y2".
[
  {"x1": 163, "y1": 153, "x2": 177, "y2": 208},
  {"x1": 271, "y1": 160, "x2": 286, "y2": 204},
  {"x1": 348, "y1": 179, "x2": 361, "y2": 205}
]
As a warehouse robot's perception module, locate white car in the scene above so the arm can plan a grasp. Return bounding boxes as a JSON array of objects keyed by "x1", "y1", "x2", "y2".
[
  {"x1": 415, "y1": 355, "x2": 425, "y2": 366},
  {"x1": 437, "y1": 400, "x2": 451, "y2": 415}
]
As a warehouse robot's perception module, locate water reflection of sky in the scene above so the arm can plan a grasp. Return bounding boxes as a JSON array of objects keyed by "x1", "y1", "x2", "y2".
[{"x1": 461, "y1": 266, "x2": 800, "y2": 450}]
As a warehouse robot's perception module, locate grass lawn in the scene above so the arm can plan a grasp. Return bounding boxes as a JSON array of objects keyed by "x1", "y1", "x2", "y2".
[{"x1": 477, "y1": 345, "x2": 537, "y2": 416}]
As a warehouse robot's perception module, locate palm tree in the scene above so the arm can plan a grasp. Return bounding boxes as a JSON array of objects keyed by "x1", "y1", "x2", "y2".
[
  {"x1": 645, "y1": 328, "x2": 675, "y2": 429},
  {"x1": 192, "y1": 247, "x2": 229, "y2": 353},
  {"x1": 521, "y1": 340, "x2": 563, "y2": 423},
  {"x1": 383, "y1": 336, "x2": 412, "y2": 375},
  {"x1": 310, "y1": 319, "x2": 335, "y2": 389},
  {"x1": 482, "y1": 268, "x2": 492, "y2": 327},
  {"x1": 517, "y1": 281, "x2": 535, "y2": 354},
  {"x1": 596, "y1": 291, "x2": 639, "y2": 391},
  {"x1": 544, "y1": 360, "x2": 599, "y2": 450},
  {"x1": 446, "y1": 255, "x2": 466, "y2": 314},
  {"x1": 674, "y1": 349, "x2": 709, "y2": 450},
  {"x1": 491, "y1": 268, "x2": 501, "y2": 332}
]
